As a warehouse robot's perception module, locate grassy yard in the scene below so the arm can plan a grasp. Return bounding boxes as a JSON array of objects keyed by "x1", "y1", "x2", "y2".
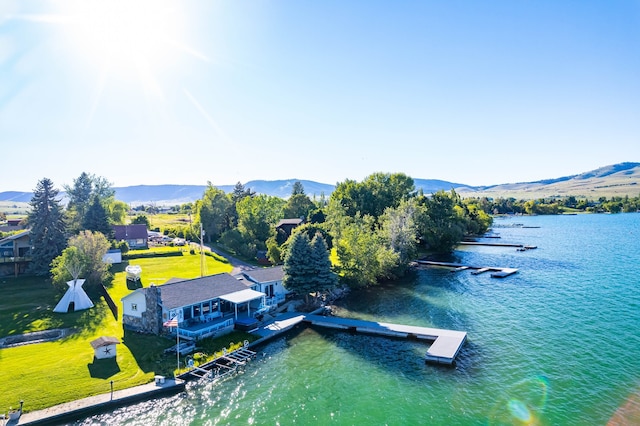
[
  {"x1": 0, "y1": 251, "x2": 240, "y2": 413},
  {"x1": 142, "y1": 213, "x2": 191, "y2": 232}
]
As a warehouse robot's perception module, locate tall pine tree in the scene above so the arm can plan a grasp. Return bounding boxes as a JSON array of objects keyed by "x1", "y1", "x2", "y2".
[
  {"x1": 308, "y1": 233, "x2": 338, "y2": 293},
  {"x1": 283, "y1": 231, "x2": 337, "y2": 304},
  {"x1": 282, "y1": 232, "x2": 314, "y2": 303},
  {"x1": 82, "y1": 195, "x2": 112, "y2": 238},
  {"x1": 27, "y1": 178, "x2": 67, "y2": 276}
]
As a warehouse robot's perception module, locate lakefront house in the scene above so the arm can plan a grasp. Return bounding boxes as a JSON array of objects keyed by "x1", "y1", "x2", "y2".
[
  {"x1": 235, "y1": 266, "x2": 289, "y2": 310},
  {"x1": 121, "y1": 272, "x2": 267, "y2": 340}
]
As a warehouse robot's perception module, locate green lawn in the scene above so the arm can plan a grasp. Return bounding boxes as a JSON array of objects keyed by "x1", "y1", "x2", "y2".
[{"x1": 0, "y1": 251, "x2": 235, "y2": 413}]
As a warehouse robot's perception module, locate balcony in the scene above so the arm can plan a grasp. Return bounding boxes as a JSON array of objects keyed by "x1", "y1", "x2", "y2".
[
  {"x1": 176, "y1": 316, "x2": 235, "y2": 340},
  {"x1": 0, "y1": 256, "x2": 31, "y2": 264}
]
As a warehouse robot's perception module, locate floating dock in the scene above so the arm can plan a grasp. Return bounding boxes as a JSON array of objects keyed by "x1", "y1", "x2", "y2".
[
  {"x1": 304, "y1": 315, "x2": 466, "y2": 365},
  {"x1": 416, "y1": 260, "x2": 518, "y2": 278},
  {"x1": 460, "y1": 241, "x2": 524, "y2": 248},
  {"x1": 459, "y1": 241, "x2": 538, "y2": 251}
]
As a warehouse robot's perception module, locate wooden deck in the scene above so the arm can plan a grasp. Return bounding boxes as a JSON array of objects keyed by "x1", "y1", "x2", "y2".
[
  {"x1": 416, "y1": 260, "x2": 518, "y2": 278},
  {"x1": 304, "y1": 315, "x2": 466, "y2": 365}
]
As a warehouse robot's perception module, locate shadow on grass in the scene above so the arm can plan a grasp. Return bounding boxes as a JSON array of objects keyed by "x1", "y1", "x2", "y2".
[
  {"x1": 126, "y1": 279, "x2": 143, "y2": 291},
  {"x1": 123, "y1": 330, "x2": 176, "y2": 376},
  {"x1": 88, "y1": 356, "x2": 121, "y2": 378},
  {"x1": 123, "y1": 329, "x2": 260, "y2": 377},
  {"x1": 0, "y1": 275, "x2": 109, "y2": 338}
]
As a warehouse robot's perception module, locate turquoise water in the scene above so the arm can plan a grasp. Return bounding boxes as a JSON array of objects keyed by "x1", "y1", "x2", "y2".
[{"x1": 83, "y1": 213, "x2": 640, "y2": 425}]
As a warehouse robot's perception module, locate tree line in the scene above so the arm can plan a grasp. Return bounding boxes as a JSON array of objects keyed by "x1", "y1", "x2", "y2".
[
  {"x1": 23, "y1": 172, "x2": 493, "y2": 301},
  {"x1": 26, "y1": 173, "x2": 126, "y2": 295},
  {"x1": 465, "y1": 194, "x2": 640, "y2": 215},
  {"x1": 189, "y1": 172, "x2": 492, "y2": 289}
]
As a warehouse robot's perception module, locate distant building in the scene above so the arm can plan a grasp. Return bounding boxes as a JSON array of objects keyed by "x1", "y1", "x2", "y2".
[
  {"x1": 275, "y1": 218, "x2": 305, "y2": 243},
  {"x1": 0, "y1": 218, "x2": 26, "y2": 232},
  {"x1": 0, "y1": 230, "x2": 31, "y2": 277},
  {"x1": 113, "y1": 224, "x2": 148, "y2": 249}
]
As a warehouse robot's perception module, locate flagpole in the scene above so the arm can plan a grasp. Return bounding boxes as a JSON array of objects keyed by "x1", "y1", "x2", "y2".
[{"x1": 176, "y1": 321, "x2": 180, "y2": 373}]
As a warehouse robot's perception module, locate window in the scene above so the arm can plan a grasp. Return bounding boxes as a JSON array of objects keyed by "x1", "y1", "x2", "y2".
[{"x1": 131, "y1": 303, "x2": 138, "y2": 311}]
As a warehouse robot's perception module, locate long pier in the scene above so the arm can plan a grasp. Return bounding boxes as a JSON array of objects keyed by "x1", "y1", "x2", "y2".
[
  {"x1": 304, "y1": 315, "x2": 466, "y2": 365},
  {"x1": 416, "y1": 260, "x2": 518, "y2": 278}
]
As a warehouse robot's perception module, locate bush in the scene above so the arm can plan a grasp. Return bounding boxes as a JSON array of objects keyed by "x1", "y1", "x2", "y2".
[
  {"x1": 117, "y1": 240, "x2": 130, "y2": 254},
  {"x1": 123, "y1": 251, "x2": 184, "y2": 260}
]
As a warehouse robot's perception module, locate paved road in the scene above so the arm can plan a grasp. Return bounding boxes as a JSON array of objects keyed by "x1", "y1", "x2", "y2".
[{"x1": 189, "y1": 242, "x2": 256, "y2": 275}]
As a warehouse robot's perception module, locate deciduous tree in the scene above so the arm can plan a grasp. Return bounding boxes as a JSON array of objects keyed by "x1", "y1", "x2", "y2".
[
  {"x1": 195, "y1": 183, "x2": 232, "y2": 242},
  {"x1": 51, "y1": 231, "x2": 111, "y2": 293},
  {"x1": 415, "y1": 190, "x2": 466, "y2": 253},
  {"x1": 236, "y1": 194, "x2": 284, "y2": 245}
]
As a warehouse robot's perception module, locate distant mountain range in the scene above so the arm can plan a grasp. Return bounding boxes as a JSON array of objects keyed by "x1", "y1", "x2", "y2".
[{"x1": 2, "y1": 163, "x2": 639, "y2": 206}]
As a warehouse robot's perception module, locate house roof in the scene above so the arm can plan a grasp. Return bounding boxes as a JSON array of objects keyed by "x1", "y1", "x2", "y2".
[
  {"x1": 241, "y1": 266, "x2": 284, "y2": 284},
  {"x1": 113, "y1": 224, "x2": 148, "y2": 241},
  {"x1": 0, "y1": 230, "x2": 30, "y2": 244},
  {"x1": 90, "y1": 336, "x2": 120, "y2": 349},
  {"x1": 159, "y1": 273, "x2": 249, "y2": 310},
  {"x1": 276, "y1": 218, "x2": 304, "y2": 228},
  {"x1": 219, "y1": 289, "x2": 265, "y2": 304}
]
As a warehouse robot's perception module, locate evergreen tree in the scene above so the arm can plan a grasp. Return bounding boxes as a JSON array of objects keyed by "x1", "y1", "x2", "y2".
[
  {"x1": 282, "y1": 232, "x2": 314, "y2": 303},
  {"x1": 27, "y1": 178, "x2": 67, "y2": 276},
  {"x1": 64, "y1": 172, "x2": 93, "y2": 228},
  {"x1": 82, "y1": 195, "x2": 113, "y2": 238},
  {"x1": 291, "y1": 181, "x2": 305, "y2": 196},
  {"x1": 64, "y1": 172, "x2": 115, "y2": 233},
  {"x1": 308, "y1": 233, "x2": 338, "y2": 293},
  {"x1": 283, "y1": 232, "x2": 338, "y2": 303},
  {"x1": 231, "y1": 181, "x2": 255, "y2": 202}
]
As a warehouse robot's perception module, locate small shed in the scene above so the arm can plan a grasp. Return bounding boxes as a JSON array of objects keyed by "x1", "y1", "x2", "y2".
[
  {"x1": 90, "y1": 336, "x2": 121, "y2": 359},
  {"x1": 102, "y1": 249, "x2": 122, "y2": 264}
]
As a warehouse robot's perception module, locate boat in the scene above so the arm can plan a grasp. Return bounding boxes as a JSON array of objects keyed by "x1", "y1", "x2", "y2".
[{"x1": 125, "y1": 265, "x2": 142, "y2": 281}]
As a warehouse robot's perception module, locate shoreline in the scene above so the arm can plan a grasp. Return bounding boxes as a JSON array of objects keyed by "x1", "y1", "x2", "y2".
[
  {"x1": 13, "y1": 378, "x2": 185, "y2": 426},
  {"x1": 12, "y1": 310, "x2": 310, "y2": 425}
]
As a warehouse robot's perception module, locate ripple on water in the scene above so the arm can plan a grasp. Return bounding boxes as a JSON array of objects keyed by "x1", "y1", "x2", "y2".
[{"x1": 80, "y1": 214, "x2": 640, "y2": 425}]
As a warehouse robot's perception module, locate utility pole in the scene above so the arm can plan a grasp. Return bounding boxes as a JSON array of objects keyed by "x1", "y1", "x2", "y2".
[{"x1": 200, "y1": 222, "x2": 205, "y2": 277}]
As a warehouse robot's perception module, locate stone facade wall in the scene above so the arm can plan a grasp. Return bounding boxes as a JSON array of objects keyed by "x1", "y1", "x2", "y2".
[{"x1": 122, "y1": 285, "x2": 163, "y2": 334}]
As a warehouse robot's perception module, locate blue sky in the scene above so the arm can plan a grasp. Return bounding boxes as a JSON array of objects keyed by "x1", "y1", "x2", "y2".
[{"x1": 1, "y1": 0, "x2": 639, "y2": 192}]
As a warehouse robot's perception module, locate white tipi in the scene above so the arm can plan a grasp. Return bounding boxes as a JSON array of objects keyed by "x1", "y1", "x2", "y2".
[{"x1": 53, "y1": 279, "x2": 94, "y2": 313}]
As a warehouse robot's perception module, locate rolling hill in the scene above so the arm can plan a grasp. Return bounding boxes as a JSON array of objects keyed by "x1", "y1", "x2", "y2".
[{"x1": 1, "y1": 163, "x2": 639, "y2": 207}]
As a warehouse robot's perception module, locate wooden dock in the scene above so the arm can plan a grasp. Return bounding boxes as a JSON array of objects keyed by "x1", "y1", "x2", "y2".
[
  {"x1": 304, "y1": 315, "x2": 467, "y2": 365},
  {"x1": 460, "y1": 241, "x2": 524, "y2": 248},
  {"x1": 416, "y1": 260, "x2": 518, "y2": 278}
]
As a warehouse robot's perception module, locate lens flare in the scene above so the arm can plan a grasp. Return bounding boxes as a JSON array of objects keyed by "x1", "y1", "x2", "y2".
[{"x1": 489, "y1": 375, "x2": 550, "y2": 425}]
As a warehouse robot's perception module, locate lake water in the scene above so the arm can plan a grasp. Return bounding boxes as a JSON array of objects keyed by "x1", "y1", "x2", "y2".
[{"x1": 82, "y1": 213, "x2": 640, "y2": 425}]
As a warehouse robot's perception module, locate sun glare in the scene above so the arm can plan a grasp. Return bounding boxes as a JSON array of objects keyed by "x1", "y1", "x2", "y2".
[{"x1": 61, "y1": 0, "x2": 183, "y2": 83}]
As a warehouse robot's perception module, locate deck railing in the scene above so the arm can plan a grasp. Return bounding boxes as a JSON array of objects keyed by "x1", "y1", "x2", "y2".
[
  {"x1": 0, "y1": 256, "x2": 31, "y2": 264},
  {"x1": 177, "y1": 318, "x2": 234, "y2": 340}
]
